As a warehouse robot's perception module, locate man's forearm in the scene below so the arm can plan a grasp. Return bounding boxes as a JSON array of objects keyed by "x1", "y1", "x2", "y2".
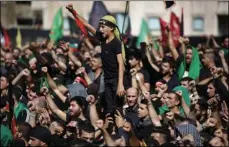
[
  {"x1": 12, "y1": 73, "x2": 23, "y2": 86},
  {"x1": 118, "y1": 64, "x2": 124, "y2": 86}
]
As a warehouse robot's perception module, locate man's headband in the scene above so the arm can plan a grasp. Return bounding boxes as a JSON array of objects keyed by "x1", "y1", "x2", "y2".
[{"x1": 99, "y1": 19, "x2": 116, "y2": 28}]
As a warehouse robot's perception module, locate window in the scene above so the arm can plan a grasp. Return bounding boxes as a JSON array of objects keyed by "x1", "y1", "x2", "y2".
[
  {"x1": 148, "y1": 17, "x2": 160, "y2": 31},
  {"x1": 193, "y1": 17, "x2": 204, "y2": 31},
  {"x1": 33, "y1": 10, "x2": 43, "y2": 26},
  {"x1": 16, "y1": 1, "x2": 31, "y2": 5}
]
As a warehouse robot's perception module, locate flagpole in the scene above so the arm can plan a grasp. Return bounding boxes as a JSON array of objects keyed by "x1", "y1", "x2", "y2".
[{"x1": 122, "y1": 1, "x2": 129, "y2": 35}]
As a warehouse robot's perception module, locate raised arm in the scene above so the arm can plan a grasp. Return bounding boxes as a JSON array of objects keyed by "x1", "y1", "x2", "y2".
[
  {"x1": 96, "y1": 119, "x2": 116, "y2": 146},
  {"x1": 144, "y1": 92, "x2": 162, "y2": 126},
  {"x1": 145, "y1": 46, "x2": 160, "y2": 72},
  {"x1": 45, "y1": 93, "x2": 67, "y2": 122},
  {"x1": 219, "y1": 50, "x2": 228, "y2": 75},
  {"x1": 66, "y1": 4, "x2": 96, "y2": 35},
  {"x1": 167, "y1": 26, "x2": 179, "y2": 60},
  {"x1": 42, "y1": 67, "x2": 67, "y2": 103},
  {"x1": 12, "y1": 69, "x2": 30, "y2": 86},
  {"x1": 177, "y1": 92, "x2": 190, "y2": 117},
  {"x1": 179, "y1": 37, "x2": 186, "y2": 55},
  {"x1": 211, "y1": 35, "x2": 220, "y2": 48},
  {"x1": 158, "y1": 39, "x2": 164, "y2": 58},
  {"x1": 86, "y1": 95, "x2": 100, "y2": 128},
  {"x1": 59, "y1": 42, "x2": 82, "y2": 68},
  {"x1": 51, "y1": 50, "x2": 67, "y2": 72}
]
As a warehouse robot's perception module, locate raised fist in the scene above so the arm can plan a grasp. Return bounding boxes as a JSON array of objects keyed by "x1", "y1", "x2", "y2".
[
  {"x1": 86, "y1": 95, "x2": 96, "y2": 105},
  {"x1": 66, "y1": 4, "x2": 74, "y2": 13},
  {"x1": 21, "y1": 68, "x2": 30, "y2": 76},
  {"x1": 41, "y1": 67, "x2": 48, "y2": 73}
]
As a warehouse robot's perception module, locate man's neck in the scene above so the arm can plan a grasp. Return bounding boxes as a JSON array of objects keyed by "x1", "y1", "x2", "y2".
[
  {"x1": 95, "y1": 68, "x2": 102, "y2": 78},
  {"x1": 163, "y1": 74, "x2": 171, "y2": 82},
  {"x1": 78, "y1": 113, "x2": 86, "y2": 121},
  {"x1": 170, "y1": 106, "x2": 180, "y2": 114},
  {"x1": 106, "y1": 34, "x2": 115, "y2": 44}
]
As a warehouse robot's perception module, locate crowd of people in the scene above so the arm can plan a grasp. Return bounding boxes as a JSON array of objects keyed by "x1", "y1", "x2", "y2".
[{"x1": 1, "y1": 4, "x2": 228, "y2": 147}]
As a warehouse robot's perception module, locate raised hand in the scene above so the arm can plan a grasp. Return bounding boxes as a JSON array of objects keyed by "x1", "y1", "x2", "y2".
[
  {"x1": 66, "y1": 4, "x2": 74, "y2": 13},
  {"x1": 41, "y1": 66, "x2": 48, "y2": 73},
  {"x1": 40, "y1": 87, "x2": 49, "y2": 96},
  {"x1": 219, "y1": 50, "x2": 225, "y2": 58},
  {"x1": 143, "y1": 91, "x2": 151, "y2": 101},
  {"x1": 86, "y1": 95, "x2": 97, "y2": 105},
  {"x1": 130, "y1": 68, "x2": 137, "y2": 77},
  {"x1": 203, "y1": 118, "x2": 217, "y2": 128},
  {"x1": 114, "y1": 110, "x2": 125, "y2": 128},
  {"x1": 21, "y1": 68, "x2": 30, "y2": 76}
]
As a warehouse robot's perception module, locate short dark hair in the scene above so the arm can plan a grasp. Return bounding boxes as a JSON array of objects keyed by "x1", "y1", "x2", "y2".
[
  {"x1": 128, "y1": 49, "x2": 142, "y2": 61},
  {"x1": 78, "y1": 122, "x2": 95, "y2": 134},
  {"x1": 181, "y1": 77, "x2": 193, "y2": 82},
  {"x1": 140, "y1": 99, "x2": 148, "y2": 105},
  {"x1": 70, "y1": 96, "x2": 86, "y2": 108},
  {"x1": 162, "y1": 56, "x2": 175, "y2": 69}
]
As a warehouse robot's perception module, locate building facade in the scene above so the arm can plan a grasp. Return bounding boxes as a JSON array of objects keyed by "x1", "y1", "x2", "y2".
[{"x1": 1, "y1": 1, "x2": 228, "y2": 37}]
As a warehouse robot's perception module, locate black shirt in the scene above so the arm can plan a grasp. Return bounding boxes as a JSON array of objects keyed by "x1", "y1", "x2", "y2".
[
  {"x1": 139, "y1": 68, "x2": 150, "y2": 84},
  {"x1": 165, "y1": 73, "x2": 180, "y2": 92},
  {"x1": 96, "y1": 31, "x2": 122, "y2": 80}
]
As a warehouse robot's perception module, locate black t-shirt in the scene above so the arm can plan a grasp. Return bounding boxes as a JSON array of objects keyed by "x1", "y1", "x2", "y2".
[
  {"x1": 96, "y1": 31, "x2": 122, "y2": 80},
  {"x1": 166, "y1": 73, "x2": 180, "y2": 92},
  {"x1": 139, "y1": 68, "x2": 150, "y2": 84}
]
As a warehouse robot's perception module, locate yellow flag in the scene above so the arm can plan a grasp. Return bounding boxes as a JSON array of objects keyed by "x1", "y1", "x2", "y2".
[{"x1": 16, "y1": 28, "x2": 22, "y2": 48}]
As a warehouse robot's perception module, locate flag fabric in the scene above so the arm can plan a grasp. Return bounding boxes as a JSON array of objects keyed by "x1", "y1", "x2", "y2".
[
  {"x1": 49, "y1": 8, "x2": 63, "y2": 43},
  {"x1": 89, "y1": 1, "x2": 110, "y2": 29},
  {"x1": 0, "y1": 24, "x2": 11, "y2": 48},
  {"x1": 170, "y1": 12, "x2": 180, "y2": 47},
  {"x1": 164, "y1": 1, "x2": 175, "y2": 9},
  {"x1": 68, "y1": 16, "x2": 80, "y2": 35},
  {"x1": 72, "y1": 10, "x2": 88, "y2": 37},
  {"x1": 159, "y1": 18, "x2": 168, "y2": 47},
  {"x1": 16, "y1": 28, "x2": 22, "y2": 48},
  {"x1": 180, "y1": 7, "x2": 184, "y2": 36},
  {"x1": 136, "y1": 19, "x2": 151, "y2": 48}
]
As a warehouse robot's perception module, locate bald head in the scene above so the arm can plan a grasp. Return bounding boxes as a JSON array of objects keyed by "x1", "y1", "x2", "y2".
[{"x1": 126, "y1": 87, "x2": 139, "y2": 107}]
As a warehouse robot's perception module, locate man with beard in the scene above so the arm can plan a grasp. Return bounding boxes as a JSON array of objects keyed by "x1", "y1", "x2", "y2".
[
  {"x1": 159, "y1": 56, "x2": 180, "y2": 91},
  {"x1": 167, "y1": 27, "x2": 201, "y2": 81},
  {"x1": 1, "y1": 52, "x2": 18, "y2": 81},
  {"x1": 66, "y1": 5, "x2": 127, "y2": 117},
  {"x1": 45, "y1": 92, "x2": 88, "y2": 123}
]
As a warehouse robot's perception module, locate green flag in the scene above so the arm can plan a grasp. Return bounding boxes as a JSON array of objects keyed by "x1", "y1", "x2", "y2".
[
  {"x1": 136, "y1": 19, "x2": 159, "y2": 50},
  {"x1": 49, "y1": 8, "x2": 63, "y2": 43},
  {"x1": 136, "y1": 19, "x2": 150, "y2": 48}
]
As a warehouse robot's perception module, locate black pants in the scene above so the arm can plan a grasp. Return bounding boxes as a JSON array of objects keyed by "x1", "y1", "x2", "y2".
[{"x1": 104, "y1": 77, "x2": 130, "y2": 116}]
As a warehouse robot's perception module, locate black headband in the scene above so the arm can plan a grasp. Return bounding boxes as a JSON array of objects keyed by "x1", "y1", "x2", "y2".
[{"x1": 99, "y1": 19, "x2": 116, "y2": 28}]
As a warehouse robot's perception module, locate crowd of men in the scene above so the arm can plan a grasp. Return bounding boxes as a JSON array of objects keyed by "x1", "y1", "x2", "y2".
[{"x1": 0, "y1": 4, "x2": 228, "y2": 147}]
